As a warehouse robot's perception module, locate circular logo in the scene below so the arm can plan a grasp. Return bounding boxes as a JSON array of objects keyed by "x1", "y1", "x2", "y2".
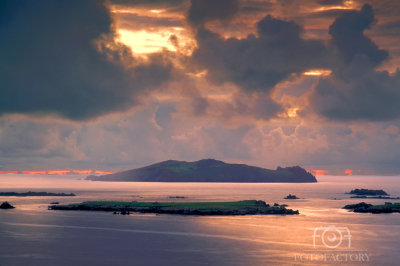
[{"x1": 321, "y1": 228, "x2": 343, "y2": 248}]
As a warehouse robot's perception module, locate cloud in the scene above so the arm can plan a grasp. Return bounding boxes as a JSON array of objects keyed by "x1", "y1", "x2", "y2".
[
  {"x1": 0, "y1": 0, "x2": 173, "y2": 120},
  {"x1": 308, "y1": 54, "x2": 400, "y2": 121},
  {"x1": 116, "y1": 13, "x2": 184, "y2": 31},
  {"x1": 329, "y1": 4, "x2": 388, "y2": 65},
  {"x1": 316, "y1": 0, "x2": 344, "y2": 5},
  {"x1": 187, "y1": 0, "x2": 240, "y2": 27},
  {"x1": 110, "y1": 0, "x2": 185, "y2": 8},
  {"x1": 191, "y1": 15, "x2": 330, "y2": 92},
  {"x1": 304, "y1": 5, "x2": 400, "y2": 122}
]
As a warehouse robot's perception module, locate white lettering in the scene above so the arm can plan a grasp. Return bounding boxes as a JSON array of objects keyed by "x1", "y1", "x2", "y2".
[
  {"x1": 300, "y1": 254, "x2": 308, "y2": 261},
  {"x1": 350, "y1": 253, "x2": 358, "y2": 261}
]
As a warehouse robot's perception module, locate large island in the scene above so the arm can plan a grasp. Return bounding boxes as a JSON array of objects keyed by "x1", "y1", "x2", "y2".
[
  {"x1": 85, "y1": 159, "x2": 317, "y2": 183},
  {"x1": 49, "y1": 200, "x2": 299, "y2": 215}
]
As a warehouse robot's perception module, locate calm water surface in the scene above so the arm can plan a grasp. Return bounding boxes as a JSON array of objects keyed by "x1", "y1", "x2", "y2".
[{"x1": 0, "y1": 174, "x2": 399, "y2": 265}]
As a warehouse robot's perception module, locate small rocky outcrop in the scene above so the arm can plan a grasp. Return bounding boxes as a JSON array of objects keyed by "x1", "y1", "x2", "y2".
[
  {"x1": 284, "y1": 194, "x2": 299, "y2": 199},
  {"x1": 0, "y1": 201, "x2": 15, "y2": 209}
]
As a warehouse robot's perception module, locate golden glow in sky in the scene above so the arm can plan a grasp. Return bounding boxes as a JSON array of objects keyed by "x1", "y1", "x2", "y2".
[
  {"x1": 313, "y1": 1, "x2": 356, "y2": 12},
  {"x1": 117, "y1": 29, "x2": 177, "y2": 54},
  {"x1": 287, "y1": 108, "x2": 299, "y2": 118},
  {"x1": 303, "y1": 69, "x2": 332, "y2": 76}
]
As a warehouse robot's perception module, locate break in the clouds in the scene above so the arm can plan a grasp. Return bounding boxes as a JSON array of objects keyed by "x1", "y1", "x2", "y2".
[{"x1": 0, "y1": 0, "x2": 173, "y2": 120}]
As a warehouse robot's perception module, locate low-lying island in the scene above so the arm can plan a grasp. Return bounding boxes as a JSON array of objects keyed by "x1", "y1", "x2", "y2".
[
  {"x1": 343, "y1": 202, "x2": 400, "y2": 214},
  {"x1": 49, "y1": 200, "x2": 299, "y2": 216}
]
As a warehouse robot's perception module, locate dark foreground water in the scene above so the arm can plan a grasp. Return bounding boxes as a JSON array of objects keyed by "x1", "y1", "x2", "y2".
[{"x1": 0, "y1": 174, "x2": 399, "y2": 266}]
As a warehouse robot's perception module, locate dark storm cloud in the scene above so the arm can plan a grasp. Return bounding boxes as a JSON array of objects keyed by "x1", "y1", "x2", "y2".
[
  {"x1": 328, "y1": 4, "x2": 388, "y2": 65},
  {"x1": 309, "y1": 55, "x2": 400, "y2": 121},
  {"x1": 307, "y1": 5, "x2": 400, "y2": 121},
  {"x1": 187, "y1": 0, "x2": 240, "y2": 27},
  {"x1": 0, "y1": 0, "x2": 173, "y2": 120},
  {"x1": 191, "y1": 15, "x2": 330, "y2": 92}
]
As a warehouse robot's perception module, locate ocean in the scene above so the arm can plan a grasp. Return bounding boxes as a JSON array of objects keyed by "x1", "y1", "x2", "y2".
[{"x1": 0, "y1": 174, "x2": 399, "y2": 265}]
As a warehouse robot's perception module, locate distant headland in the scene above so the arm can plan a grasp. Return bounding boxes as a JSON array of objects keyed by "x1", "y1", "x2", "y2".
[
  {"x1": 0, "y1": 191, "x2": 75, "y2": 197},
  {"x1": 85, "y1": 159, "x2": 317, "y2": 183}
]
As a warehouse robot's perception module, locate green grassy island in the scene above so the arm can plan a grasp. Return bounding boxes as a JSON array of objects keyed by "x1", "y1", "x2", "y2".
[{"x1": 49, "y1": 200, "x2": 299, "y2": 216}]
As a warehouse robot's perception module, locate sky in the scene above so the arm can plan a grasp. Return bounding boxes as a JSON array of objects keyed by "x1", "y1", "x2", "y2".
[{"x1": 1, "y1": 0, "x2": 400, "y2": 175}]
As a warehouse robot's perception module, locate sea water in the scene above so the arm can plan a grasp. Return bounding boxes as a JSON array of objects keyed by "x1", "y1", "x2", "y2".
[{"x1": 0, "y1": 174, "x2": 399, "y2": 265}]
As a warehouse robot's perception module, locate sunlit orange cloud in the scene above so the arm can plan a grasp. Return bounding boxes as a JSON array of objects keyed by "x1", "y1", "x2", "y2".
[
  {"x1": 22, "y1": 171, "x2": 47, "y2": 175},
  {"x1": 47, "y1": 170, "x2": 71, "y2": 175},
  {"x1": 95, "y1": 171, "x2": 113, "y2": 175},
  {"x1": 303, "y1": 69, "x2": 332, "y2": 76},
  {"x1": 0, "y1": 171, "x2": 18, "y2": 174},
  {"x1": 277, "y1": 107, "x2": 299, "y2": 118},
  {"x1": 345, "y1": 169, "x2": 353, "y2": 175},
  {"x1": 73, "y1": 170, "x2": 92, "y2": 174},
  {"x1": 313, "y1": 170, "x2": 329, "y2": 175},
  {"x1": 313, "y1": 1, "x2": 357, "y2": 12}
]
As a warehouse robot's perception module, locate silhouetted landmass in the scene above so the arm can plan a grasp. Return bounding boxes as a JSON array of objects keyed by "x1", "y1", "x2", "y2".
[
  {"x1": 343, "y1": 202, "x2": 400, "y2": 214},
  {"x1": 85, "y1": 159, "x2": 317, "y2": 183},
  {"x1": 49, "y1": 200, "x2": 299, "y2": 215},
  {"x1": 0, "y1": 201, "x2": 15, "y2": 209},
  {"x1": 0, "y1": 191, "x2": 75, "y2": 197},
  {"x1": 346, "y1": 189, "x2": 388, "y2": 196}
]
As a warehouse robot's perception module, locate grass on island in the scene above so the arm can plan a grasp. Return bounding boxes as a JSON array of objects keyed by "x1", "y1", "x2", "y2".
[
  {"x1": 68, "y1": 200, "x2": 271, "y2": 210},
  {"x1": 374, "y1": 203, "x2": 400, "y2": 208}
]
